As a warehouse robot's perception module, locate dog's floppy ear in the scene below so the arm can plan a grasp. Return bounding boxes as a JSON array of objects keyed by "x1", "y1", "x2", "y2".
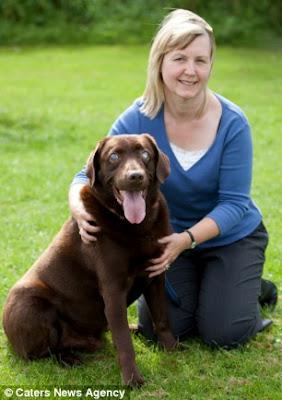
[
  {"x1": 143, "y1": 134, "x2": 170, "y2": 183},
  {"x1": 86, "y1": 138, "x2": 108, "y2": 188}
]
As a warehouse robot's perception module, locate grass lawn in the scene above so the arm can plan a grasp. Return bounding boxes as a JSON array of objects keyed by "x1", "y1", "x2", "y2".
[{"x1": 0, "y1": 45, "x2": 281, "y2": 399}]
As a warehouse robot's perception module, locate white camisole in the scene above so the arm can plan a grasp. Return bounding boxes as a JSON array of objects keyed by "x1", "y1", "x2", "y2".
[{"x1": 170, "y1": 142, "x2": 208, "y2": 171}]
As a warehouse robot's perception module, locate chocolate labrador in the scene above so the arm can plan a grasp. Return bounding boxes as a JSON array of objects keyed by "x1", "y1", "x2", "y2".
[{"x1": 2, "y1": 134, "x2": 177, "y2": 387}]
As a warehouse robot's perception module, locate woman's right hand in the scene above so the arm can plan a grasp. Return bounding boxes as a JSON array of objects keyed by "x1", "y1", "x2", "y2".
[{"x1": 69, "y1": 184, "x2": 101, "y2": 244}]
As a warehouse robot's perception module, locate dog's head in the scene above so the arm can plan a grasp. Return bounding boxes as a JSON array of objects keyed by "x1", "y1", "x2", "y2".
[{"x1": 86, "y1": 134, "x2": 170, "y2": 224}]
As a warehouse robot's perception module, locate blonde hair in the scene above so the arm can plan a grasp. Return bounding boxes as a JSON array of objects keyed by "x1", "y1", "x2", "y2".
[{"x1": 141, "y1": 9, "x2": 215, "y2": 119}]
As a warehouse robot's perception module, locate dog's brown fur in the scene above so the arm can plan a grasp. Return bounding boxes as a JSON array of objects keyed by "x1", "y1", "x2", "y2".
[{"x1": 2, "y1": 134, "x2": 177, "y2": 386}]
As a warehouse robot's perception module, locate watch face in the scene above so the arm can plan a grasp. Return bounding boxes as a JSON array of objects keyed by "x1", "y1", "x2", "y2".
[{"x1": 191, "y1": 241, "x2": 197, "y2": 249}]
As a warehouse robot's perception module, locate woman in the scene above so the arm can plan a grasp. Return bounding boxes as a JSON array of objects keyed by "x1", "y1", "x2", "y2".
[{"x1": 69, "y1": 9, "x2": 277, "y2": 348}]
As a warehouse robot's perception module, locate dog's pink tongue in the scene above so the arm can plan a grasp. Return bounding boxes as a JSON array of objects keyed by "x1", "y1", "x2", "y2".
[{"x1": 121, "y1": 191, "x2": 146, "y2": 224}]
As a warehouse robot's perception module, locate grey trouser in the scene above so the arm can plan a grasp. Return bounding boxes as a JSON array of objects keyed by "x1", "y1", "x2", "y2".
[{"x1": 138, "y1": 222, "x2": 269, "y2": 348}]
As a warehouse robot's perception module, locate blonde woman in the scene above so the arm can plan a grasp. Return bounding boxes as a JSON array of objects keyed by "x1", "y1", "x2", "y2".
[{"x1": 69, "y1": 9, "x2": 277, "y2": 348}]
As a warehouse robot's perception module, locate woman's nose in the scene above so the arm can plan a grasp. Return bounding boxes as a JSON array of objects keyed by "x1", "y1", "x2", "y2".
[{"x1": 184, "y1": 61, "x2": 196, "y2": 75}]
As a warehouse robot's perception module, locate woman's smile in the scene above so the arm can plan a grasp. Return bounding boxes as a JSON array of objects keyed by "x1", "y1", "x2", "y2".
[{"x1": 178, "y1": 79, "x2": 198, "y2": 86}]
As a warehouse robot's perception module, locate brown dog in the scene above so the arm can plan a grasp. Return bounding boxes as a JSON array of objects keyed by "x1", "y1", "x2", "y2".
[{"x1": 2, "y1": 134, "x2": 177, "y2": 387}]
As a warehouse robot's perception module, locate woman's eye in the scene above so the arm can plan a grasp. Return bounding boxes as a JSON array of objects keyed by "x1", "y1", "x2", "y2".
[
  {"x1": 109, "y1": 152, "x2": 119, "y2": 162},
  {"x1": 141, "y1": 151, "x2": 150, "y2": 161}
]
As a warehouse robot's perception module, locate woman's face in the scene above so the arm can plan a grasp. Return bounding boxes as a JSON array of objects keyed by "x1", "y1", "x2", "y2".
[{"x1": 161, "y1": 33, "x2": 212, "y2": 101}]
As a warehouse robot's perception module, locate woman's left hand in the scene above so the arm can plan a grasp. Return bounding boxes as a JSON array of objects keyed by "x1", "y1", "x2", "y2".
[{"x1": 146, "y1": 233, "x2": 190, "y2": 278}]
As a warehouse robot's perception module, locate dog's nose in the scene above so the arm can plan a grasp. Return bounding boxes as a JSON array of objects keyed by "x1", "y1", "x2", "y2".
[{"x1": 127, "y1": 170, "x2": 145, "y2": 182}]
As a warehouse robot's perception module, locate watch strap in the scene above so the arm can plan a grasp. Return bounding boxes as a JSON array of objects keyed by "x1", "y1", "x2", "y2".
[{"x1": 185, "y1": 229, "x2": 197, "y2": 248}]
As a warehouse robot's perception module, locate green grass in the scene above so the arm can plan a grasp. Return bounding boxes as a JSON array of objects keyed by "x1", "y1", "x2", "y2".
[{"x1": 0, "y1": 45, "x2": 281, "y2": 399}]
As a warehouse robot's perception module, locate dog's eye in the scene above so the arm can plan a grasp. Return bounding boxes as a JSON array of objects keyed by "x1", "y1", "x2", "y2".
[
  {"x1": 109, "y1": 152, "x2": 119, "y2": 162},
  {"x1": 141, "y1": 151, "x2": 150, "y2": 161}
]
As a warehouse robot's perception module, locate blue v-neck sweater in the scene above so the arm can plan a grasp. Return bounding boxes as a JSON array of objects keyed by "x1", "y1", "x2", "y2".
[{"x1": 73, "y1": 94, "x2": 262, "y2": 248}]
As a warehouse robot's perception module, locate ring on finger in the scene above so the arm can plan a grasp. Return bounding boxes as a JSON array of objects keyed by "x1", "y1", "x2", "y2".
[{"x1": 165, "y1": 264, "x2": 170, "y2": 271}]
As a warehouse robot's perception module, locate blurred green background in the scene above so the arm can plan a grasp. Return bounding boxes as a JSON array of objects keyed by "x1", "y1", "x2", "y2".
[{"x1": 0, "y1": 0, "x2": 281, "y2": 47}]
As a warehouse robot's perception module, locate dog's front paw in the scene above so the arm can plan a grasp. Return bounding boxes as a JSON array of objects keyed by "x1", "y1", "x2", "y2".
[
  {"x1": 158, "y1": 332, "x2": 178, "y2": 351},
  {"x1": 122, "y1": 365, "x2": 145, "y2": 388}
]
